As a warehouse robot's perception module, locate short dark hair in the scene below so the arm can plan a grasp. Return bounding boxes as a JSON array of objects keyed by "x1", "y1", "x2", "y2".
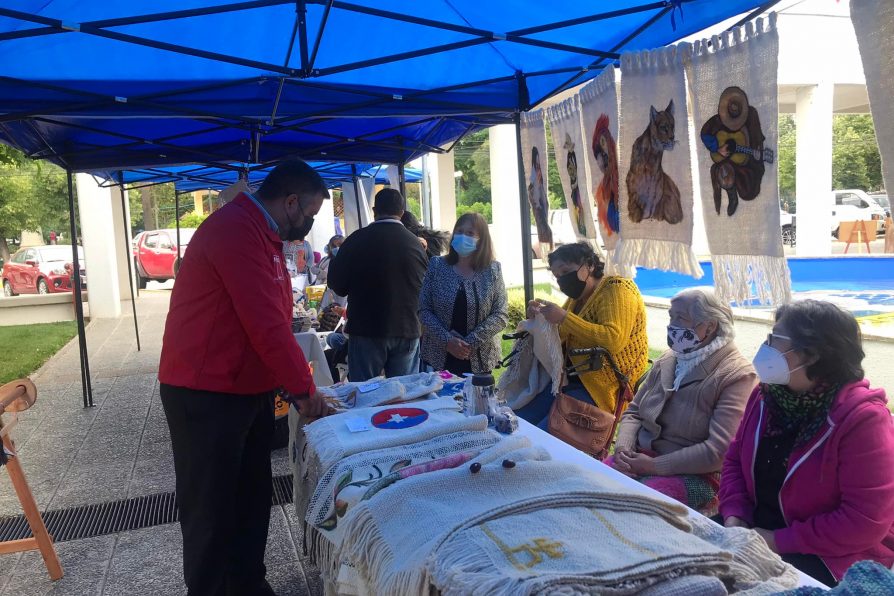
[
  {"x1": 256, "y1": 159, "x2": 328, "y2": 202},
  {"x1": 775, "y1": 300, "x2": 865, "y2": 385},
  {"x1": 373, "y1": 188, "x2": 405, "y2": 217},
  {"x1": 547, "y1": 241, "x2": 605, "y2": 278},
  {"x1": 445, "y1": 212, "x2": 495, "y2": 271}
]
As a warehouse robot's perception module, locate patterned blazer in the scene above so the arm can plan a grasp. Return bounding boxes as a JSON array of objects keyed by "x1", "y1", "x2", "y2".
[{"x1": 418, "y1": 256, "x2": 509, "y2": 373}]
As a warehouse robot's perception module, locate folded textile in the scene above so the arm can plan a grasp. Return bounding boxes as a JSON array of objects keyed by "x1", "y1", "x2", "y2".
[
  {"x1": 432, "y1": 506, "x2": 732, "y2": 596},
  {"x1": 303, "y1": 396, "x2": 470, "y2": 471},
  {"x1": 773, "y1": 559, "x2": 894, "y2": 595},
  {"x1": 320, "y1": 372, "x2": 444, "y2": 410},
  {"x1": 337, "y1": 438, "x2": 695, "y2": 595},
  {"x1": 305, "y1": 429, "x2": 502, "y2": 576}
]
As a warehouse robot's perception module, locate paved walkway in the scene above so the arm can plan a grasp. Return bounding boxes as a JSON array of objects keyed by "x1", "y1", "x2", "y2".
[{"x1": 0, "y1": 292, "x2": 320, "y2": 596}]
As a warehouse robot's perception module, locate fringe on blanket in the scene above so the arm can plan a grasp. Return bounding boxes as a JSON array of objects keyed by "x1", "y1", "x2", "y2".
[
  {"x1": 604, "y1": 254, "x2": 638, "y2": 279},
  {"x1": 712, "y1": 253, "x2": 792, "y2": 307},
  {"x1": 614, "y1": 238, "x2": 704, "y2": 279}
]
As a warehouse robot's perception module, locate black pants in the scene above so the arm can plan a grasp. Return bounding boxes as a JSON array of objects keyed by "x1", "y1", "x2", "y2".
[{"x1": 161, "y1": 384, "x2": 275, "y2": 596}]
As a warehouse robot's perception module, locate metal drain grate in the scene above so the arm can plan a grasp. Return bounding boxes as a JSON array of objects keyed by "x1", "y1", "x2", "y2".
[{"x1": 0, "y1": 473, "x2": 295, "y2": 543}]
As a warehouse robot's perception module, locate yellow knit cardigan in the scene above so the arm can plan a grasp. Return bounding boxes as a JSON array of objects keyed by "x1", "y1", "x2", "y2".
[{"x1": 560, "y1": 276, "x2": 649, "y2": 413}]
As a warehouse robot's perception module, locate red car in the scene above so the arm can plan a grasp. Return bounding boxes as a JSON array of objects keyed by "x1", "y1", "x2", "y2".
[
  {"x1": 2, "y1": 245, "x2": 86, "y2": 296},
  {"x1": 133, "y1": 228, "x2": 196, "y2": 288}
]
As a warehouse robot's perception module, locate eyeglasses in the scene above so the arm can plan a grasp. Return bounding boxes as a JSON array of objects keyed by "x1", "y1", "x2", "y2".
[{"x1": 766, "y1": 333, "x2": 792, "y2": 348}]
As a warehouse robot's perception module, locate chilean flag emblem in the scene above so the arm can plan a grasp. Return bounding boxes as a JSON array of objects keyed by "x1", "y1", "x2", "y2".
[{"x1": 371, "y1": 407, "x2": 429, "y2": 430}]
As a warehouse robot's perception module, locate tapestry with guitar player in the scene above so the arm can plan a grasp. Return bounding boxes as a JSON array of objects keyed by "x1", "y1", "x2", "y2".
[
  {"x1": 687, "y1": 14, "x2": 791, "y2": 306},
  {"x1": 700, "y1": 86, "x2": 774, "y2": 217}
]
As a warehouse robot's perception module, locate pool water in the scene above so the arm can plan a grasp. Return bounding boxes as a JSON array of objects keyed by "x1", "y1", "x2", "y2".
[{"x1": 635, "y1": 257, "x2": 894, "y2": 322}]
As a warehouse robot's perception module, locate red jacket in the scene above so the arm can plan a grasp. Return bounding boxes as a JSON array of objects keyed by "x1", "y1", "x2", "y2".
[
  {"x1": 159, "y1": 193, "x2": 315, "y2": 397},
  {"x1": 719, "y1": 380, "x2": 894, "y2": 580}
]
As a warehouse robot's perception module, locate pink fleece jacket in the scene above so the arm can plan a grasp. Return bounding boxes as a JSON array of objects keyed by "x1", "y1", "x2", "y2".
[{"x1": 719, "y1": 380, "x2": 894, "y2": 580}]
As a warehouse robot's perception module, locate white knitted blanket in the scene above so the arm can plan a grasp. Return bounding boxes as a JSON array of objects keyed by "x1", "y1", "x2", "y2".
[
  {"x1": 546, "y1": 95, "x2": 601, "y2": 244},
  {"x1": 431, "y1": 504, "x2": 797, "y2": 596},
  {"x1": 687, "y1": 14, "x2": 791, "y2": 307},
  {"x1": 852, "y1": 1, "x2": 894, "y2": 205},
  {"x1": 319, "y1": 372, "x2": 444, "y2": 411},
  {"x1": 497, "y1": 314, "x2": 563, "y2": 411},
  {"x1": 304, "y1": 429, "x2": 502, "y2": 580},
  {"x1": 336, "y1": 438, "x2": 701, "y2": 595},
  {"x1": 617, "y1": 43, "x2": 703, "y2": 279}
]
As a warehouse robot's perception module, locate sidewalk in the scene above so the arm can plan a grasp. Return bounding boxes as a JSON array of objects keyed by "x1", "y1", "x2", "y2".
[{"x1": 0, "y1": 292, "x2": 320, "y2": 596}]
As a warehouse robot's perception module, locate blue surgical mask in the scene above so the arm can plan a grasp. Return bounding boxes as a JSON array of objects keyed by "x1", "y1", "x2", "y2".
[
  {"x1": 330, "y1": 247, "x2": 339, "y2": 257},
  {"x1": 451, "y1": 234, "x2": 478, "y2": 257}
]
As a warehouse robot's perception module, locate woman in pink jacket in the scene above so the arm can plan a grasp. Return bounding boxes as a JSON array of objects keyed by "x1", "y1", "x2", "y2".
[{"x1": 719, "y1": 300, "x2": 894, "y2": 586}]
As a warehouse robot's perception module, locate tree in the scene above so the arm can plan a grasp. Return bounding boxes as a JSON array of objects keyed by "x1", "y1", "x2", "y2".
[
  {"x1": 778, "y1": 115, "x2": 796, "y2": 212},
  {"x1": 544, "y1": 121, "x2": 567, "y2": 210},
  {"x1": 0, "y1": 146, "x2": 71, "y2": 262}
]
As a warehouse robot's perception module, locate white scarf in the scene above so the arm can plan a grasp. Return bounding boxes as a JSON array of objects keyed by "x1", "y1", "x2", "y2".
[{"x1": 671, "y1": 336, "x2": 730, "y2": 391}]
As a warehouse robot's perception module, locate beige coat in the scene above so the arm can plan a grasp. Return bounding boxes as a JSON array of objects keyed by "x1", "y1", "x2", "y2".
[{"x1": 614, "y1": 341, "x2": 756, "y2": 476}]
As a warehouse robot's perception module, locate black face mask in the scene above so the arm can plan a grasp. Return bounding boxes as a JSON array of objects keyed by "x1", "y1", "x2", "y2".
[
  {"x1": 286, "y1": 203, "x2": 314, "y2": 241},
  {"x1": 556, "y1": 268, "x2": 587, "y2": 299}
]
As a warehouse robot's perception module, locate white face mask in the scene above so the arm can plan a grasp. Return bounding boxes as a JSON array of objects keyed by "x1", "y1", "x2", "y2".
[
  {"x1": 752, "y1": 334, "x2": 806, "y2": 385},
  {"x1": 666, "y1": 325, "x2": 701, "y2": 354}
]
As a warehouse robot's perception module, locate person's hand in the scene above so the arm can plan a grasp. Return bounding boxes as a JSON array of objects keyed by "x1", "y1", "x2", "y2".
[
  {"x1": 296, "y1": 390, "x2": 332, "y2": 419},
  {"x1": 754, "y1": 528, "x2": 778, "y2": 553},
  {"x1": 446, "y1": 336, "x2": 471, "y2": 360},
  {"x1": 614, "y1": 450, "x2": 657, "y2": 476},
  {"x1": 528, "y1": 299, "x2": 567, "y2": 325},
  {"x1": 724, "y1": 516, "x2": 750, "y2": 529}
]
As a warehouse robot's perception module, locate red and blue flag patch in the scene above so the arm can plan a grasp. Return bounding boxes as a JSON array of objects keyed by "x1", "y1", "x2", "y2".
[{"x1": 371, "y1": 407, "x2": 429, "y2": 430}]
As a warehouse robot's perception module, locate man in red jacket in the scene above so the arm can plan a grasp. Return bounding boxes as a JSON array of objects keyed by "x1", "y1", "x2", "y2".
[{"x1": 159, "y1": 159, "x2": 329, "y2": 596}]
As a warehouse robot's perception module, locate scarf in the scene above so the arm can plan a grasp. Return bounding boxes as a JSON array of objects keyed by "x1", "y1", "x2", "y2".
[
  {"x1": 763, "y1": 382, "x2": 839, "y2": 447},
  {"x1": 671, "y1": 336, "x2": 730, "y2": 391}
]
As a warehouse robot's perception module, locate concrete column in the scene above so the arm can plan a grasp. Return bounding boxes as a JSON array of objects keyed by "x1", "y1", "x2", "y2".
[
  {"x1": 76, "y1": 174, "x2": 122, "y2": 318},
  {"x1": 110, "y1": 185, "x2": 135, "y2": 301},
  {"x1": 192, "y1": 192, "x2": 204, "y2": 215},
  {"x1": 307, "y1": 194, "x2": 336, "y2": 257},
  {"x1": 427, "y1": 150, "x2": 457, "y2": 231},
  {"x1": 342, "y1": 177, "x2": 375, "y2": 236},
  {"x1": 795, "y1": 82, "x2": 834, "y2": 256},
  {"x1": 489, "y1": 124, "x2": 524, "y2": 287}
]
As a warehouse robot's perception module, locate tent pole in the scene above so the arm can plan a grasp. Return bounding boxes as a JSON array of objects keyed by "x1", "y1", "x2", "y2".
[
  {"x1": 514, "y1": 115, "x2": 535, "y2": 305},
  {"x1": 66, "y1": 170, "x2": 94, "y2": 408},
  {"x1": 351, "y1": 165, "x2": 363, "y2": 230},
  {"x1": 398, "y1": 162, "x2": 407, "y2": 199},
  {"x1": 175, "y1": 191, "x2": 182, "y2": 266},
  {"x1": 118, "y1": 172, "x2": 141, "y2": 352}
]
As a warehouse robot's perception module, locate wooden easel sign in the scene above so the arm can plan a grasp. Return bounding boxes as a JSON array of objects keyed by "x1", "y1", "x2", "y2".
[{"x1": 840, "y1": 220, "x2": 876, "y2": 254}]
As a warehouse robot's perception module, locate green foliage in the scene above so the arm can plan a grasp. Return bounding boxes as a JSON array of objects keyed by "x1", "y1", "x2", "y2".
[
  {"x1": 777, "y1": 113, "x2": 883, "y2": 212},
  {"x1": 544, "y1": 121, "x2": 567, "y2": 210},
  {"x1": 504, "y1": 286, "x2": 556, "y2": 330},
  {"x1": 456, "y1": 201, "x2": 492, "y2": 223},
  {"x1": 778, "y1": 115, "x2": 796, "y2": 211},
  {"x1": 0, "y1": 321, "x2": 78, "y2": 384},
  {"x1": 172, "y1": 211, "x2": 208, "y2": 229},
  {"x1": 0, "y1": 145, "x2": 71, "y2": 261},
  {"x1": 454, "y1": 130, "x2": 491, "y2": 210}
]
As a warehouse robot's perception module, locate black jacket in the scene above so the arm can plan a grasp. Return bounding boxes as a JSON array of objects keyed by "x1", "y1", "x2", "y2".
[{"x1": 327, "y1": 219, "x2": 428, "y2": 339}]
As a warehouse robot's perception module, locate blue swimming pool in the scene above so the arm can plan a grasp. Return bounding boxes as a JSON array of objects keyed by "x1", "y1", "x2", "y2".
[{"x1": 635, "y1": 256, "x2": 894, "y2": 317}]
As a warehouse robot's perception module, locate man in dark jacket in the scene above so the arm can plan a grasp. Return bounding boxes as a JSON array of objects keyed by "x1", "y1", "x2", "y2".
[
  {"x1": 159, "y1": 159, "x2": 330, "y2": 596},
  {"x1": 328, "y1": 188, "x2": 428, "y2": 381}
]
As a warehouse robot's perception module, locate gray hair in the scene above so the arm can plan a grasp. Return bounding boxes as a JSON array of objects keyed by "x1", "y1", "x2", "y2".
[{"x1": 671, "y1": 288, "x2": 735, "y2": 339}]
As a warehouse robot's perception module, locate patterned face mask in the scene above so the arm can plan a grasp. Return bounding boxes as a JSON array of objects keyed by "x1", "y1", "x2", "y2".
[{"x1": 666, "y1": 325, "x2": 702, "y2": 353}]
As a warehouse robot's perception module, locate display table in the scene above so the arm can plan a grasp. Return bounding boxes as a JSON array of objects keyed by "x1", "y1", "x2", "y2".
[
  {"x1": 288, "y1": 409, "x2": 827, "y2": 592},
  {"x1": 294, "y1": 331, "x2": 334, "y2": 388}
]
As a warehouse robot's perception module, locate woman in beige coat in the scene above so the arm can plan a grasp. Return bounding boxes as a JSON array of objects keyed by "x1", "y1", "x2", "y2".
[{"x1": 609, "y1": 289, "x2": 756, "y2": 514}]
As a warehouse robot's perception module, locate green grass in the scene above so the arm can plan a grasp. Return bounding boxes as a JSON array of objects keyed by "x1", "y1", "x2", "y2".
[{"x1": 0, "y1": 321, "x2": 78, "y2": 384}]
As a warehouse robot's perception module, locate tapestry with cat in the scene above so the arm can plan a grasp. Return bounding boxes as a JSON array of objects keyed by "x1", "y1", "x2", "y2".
[
  {"x1": 519, "y1": 111, "x2": 552, "y2": 260},
  {"x1": 618, "y1": 44, "x2": 703, "y2": 277},
  {"x1": 687, "y1": 14, "x2": 791, "y2": 306},
  {"x1": 545, "y1": 96, "x2": 599, "y2": 244}
]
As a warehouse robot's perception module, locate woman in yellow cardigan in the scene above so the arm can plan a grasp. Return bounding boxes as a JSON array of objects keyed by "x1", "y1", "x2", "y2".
[{"x1": 516, "y1": 242, "x2": 649, "y2": 429}]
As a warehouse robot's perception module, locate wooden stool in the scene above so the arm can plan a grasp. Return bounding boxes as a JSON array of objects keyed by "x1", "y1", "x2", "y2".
[{"x1": 0, "y1": 379, "x2": 63, "y2": 581}]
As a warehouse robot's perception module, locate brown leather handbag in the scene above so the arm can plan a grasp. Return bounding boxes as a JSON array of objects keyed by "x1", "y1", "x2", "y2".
[{"x1": 547, "y1": 348, "x2": 634, "y2": 460}]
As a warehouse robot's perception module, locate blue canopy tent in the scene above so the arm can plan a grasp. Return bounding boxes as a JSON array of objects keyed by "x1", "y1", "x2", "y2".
[{"x1": 0, "y1": 0, "x2": 774, "y2": 405}]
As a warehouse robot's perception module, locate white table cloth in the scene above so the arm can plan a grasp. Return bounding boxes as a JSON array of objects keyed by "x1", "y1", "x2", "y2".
[{"x1": 294, "y1": 331, "x2": 334, "y2": 388}]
